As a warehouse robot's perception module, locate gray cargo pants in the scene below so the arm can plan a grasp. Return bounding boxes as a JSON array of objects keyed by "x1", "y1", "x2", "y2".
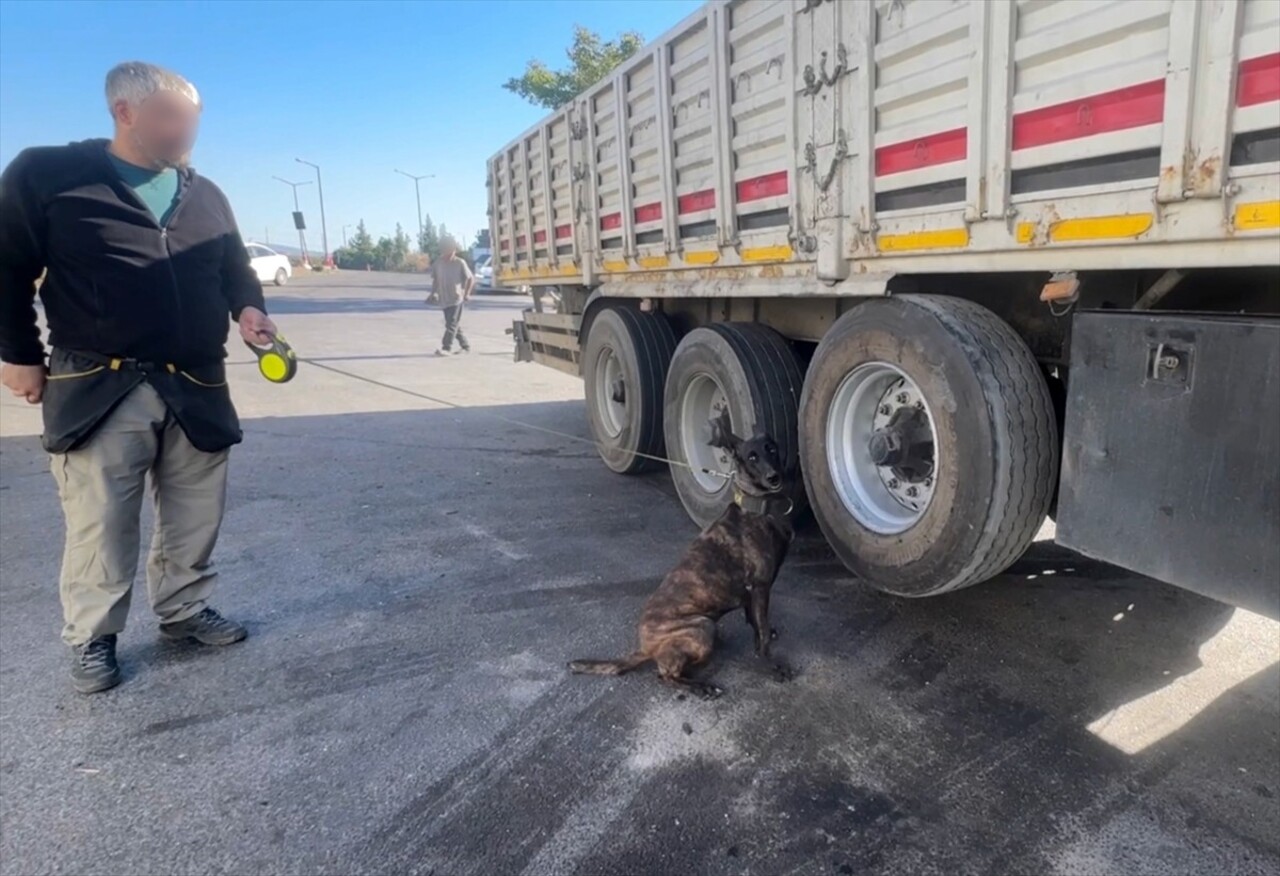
[{"x1": 51, "y1": 383, "x2": 229, "y2": 645}]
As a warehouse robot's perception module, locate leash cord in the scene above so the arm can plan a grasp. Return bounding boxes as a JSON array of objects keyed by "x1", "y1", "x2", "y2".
[{"x1": 297, "y1": 357, "x2": 735, "y2": 479}]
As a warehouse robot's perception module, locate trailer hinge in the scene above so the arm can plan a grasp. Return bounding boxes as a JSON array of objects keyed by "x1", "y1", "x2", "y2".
[
  {"x1": 803, "y1": 130, "x2": 849, "y2": 194},
  {"x1": 802, "y1": 44, "x2": 850, "y2": 97},
  {"x1": 569, "y1": 118, "x2": 587, "y2": 141}
]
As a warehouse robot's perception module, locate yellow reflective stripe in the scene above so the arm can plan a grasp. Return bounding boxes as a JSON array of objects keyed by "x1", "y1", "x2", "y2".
[
  {"x1": 179, "y1": 370, "x2": 228, "y2": 388},
  {"x1": 602, "y1": 260, "x2": 629, "y2": 272},
  {"x1": 46, "y1": 365, "x2": 105, "y2": 381},
  {"x1": 1017, "y1": 213, "x2": 1153, "y2": 244},
  {"x1": 1234, "y1": 201, "x2": 1280, "y2": 231},
  {"x1": 741, "y1": 245, "x2": 793, "y2": 262},
  {"x1": 877, "y1": 228, "x2": 970, "y2": 252},
  {"x1": 638, "y1": 255, "x2": 670, "y2": 269},
  {"x1": 683, "y1": 250, "x2": 720, "y2": 265}
]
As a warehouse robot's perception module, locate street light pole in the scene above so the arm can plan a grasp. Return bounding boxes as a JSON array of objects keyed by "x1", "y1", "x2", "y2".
[
  {"x1": 342, "y1": 224, "x2": 351, "y2": 247},
  {"x1": 296, "y1": 158, "x2": 330, "y2": 266},
  {"x1": 273, "y1": 176, "x2": 313, "y2": 265},
  {"x1": 394, "y1": 170, "x2": 435, "y2": 250}
]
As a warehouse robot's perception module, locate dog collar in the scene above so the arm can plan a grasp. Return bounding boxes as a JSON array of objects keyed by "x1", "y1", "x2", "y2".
[{"x1": 734, "y1": 489, "x2": 793, "y2": 517}]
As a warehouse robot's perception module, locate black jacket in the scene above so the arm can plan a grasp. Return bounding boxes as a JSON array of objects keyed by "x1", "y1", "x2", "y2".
[
  {"x1": 0, "y1": 138, "x2": 265, "y2": 366},
  {"x1": 0, "y1": 139, "x2": 267, "y2": 453}
]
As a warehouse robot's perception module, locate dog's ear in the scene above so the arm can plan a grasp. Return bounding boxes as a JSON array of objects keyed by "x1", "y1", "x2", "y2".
[{"x1": 707, "y1": 410, "x2": 740, "y2": 450}]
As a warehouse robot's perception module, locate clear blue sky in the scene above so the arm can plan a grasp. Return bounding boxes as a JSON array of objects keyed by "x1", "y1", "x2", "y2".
[{"x1": 0, "y1": 0, "x2": 703, "y2": 252}]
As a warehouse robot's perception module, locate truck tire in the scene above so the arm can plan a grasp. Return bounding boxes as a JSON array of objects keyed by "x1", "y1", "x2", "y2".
[
  {"x1": 663, "y1": 323, "x2": 806, "y2": 528},
  {"x1": 582, "y1": 306, "x2": 677, "y2": 474},
  {"x1": 799, "y1": 295, "x2": 1057, "y2": 596}
]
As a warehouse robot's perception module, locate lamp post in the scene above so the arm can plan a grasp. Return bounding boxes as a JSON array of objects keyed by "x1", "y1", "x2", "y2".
[
  {"x1": 394, "y1": 169, "x2": 434, "y2": 250},
  {"x1": 295, "y1": 158, "x2": 330, "y2": 266},
  {"x1": 341, "y1": 224, "x2": 352, "y2": 247},
  {"x1": 272, "y1": 176, "x2": 312, "y2": 265}
]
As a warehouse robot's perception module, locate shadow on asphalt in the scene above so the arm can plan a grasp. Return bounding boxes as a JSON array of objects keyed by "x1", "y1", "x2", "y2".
[{"x1": 0, "y1": 399, "x2": 1275, "y2": 875}]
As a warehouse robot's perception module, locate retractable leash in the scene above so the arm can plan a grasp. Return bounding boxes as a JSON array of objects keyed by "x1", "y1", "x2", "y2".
[
  {"x1": 284, "y1": 351, "x2": 734, "y2": 480},
  {"x1": 244, "y1": 334, "x2": 298, "y2": 384}
]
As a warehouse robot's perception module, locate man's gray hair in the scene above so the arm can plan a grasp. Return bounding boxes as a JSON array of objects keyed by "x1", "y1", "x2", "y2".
[{"x1": 105, "y1": 62, "x2": 200, "y2": 114}]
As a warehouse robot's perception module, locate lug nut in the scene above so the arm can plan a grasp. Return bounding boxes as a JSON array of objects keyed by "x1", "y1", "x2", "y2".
[
  {"x1": 879, "y1": 405, "x2": 891, "y2": 416},
  {"x1": 924, "y1": 477, "x2": 933, "y2": 487},
  {"x1": 915, "y1": 401, "x2": 924, "y2": 410},
  {"x1": 887, "y1": 478, "x2": 899, "y2": 489},
  {"x1": 896, "y1": 393, "x2": 908, "y2": 404},
  {"x1": 906, "y1": 486, "x2": 918, "y2": 498}
]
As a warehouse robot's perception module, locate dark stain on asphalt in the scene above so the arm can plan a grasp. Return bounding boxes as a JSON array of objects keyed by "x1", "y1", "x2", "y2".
[{"x1": 874, "y1": 632, "x2": 949, "y2": 691}]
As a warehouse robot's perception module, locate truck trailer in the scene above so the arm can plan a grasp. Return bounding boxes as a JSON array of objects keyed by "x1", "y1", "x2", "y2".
[{"x1": 490, "y1": 0, "x2": 1280, "y2": 617}]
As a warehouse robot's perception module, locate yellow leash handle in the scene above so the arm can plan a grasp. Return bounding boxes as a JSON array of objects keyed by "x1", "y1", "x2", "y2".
[{"x1": 244, "y1": 333, "x2": 298, "y2": 384}]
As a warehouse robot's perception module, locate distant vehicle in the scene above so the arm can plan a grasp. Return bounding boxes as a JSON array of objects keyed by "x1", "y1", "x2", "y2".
[
  {"x1": 476, "y1": 257, "x2": 495, "y2": 290},
  {"x1": 245, "y1": 243, "x2": 292, "y2": 286}
]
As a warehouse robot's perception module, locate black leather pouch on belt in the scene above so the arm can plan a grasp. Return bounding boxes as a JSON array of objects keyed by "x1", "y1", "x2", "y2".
[{"x1": 41, "y1": 349, "x2": 243, "y2": 454}]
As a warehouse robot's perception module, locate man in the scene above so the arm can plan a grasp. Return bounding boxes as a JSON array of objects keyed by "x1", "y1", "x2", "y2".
[
  {"x1": 430, "y1": 237, "x2": 474, "y2": 356},
  {"x1": 0, "y1": 62, "x2": 277, "y2": 694}
]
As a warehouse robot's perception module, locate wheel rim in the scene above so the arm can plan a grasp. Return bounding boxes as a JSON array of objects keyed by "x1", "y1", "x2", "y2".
[
  {"x1": 594, "y1": 346, "x2": 627, "y2": 438},
  {"x1": 827, "y1": 362, "x2": 938, "y2": 534},
  {"x1": 680, "y1": 373, "x2": 732, "y2": 493}
]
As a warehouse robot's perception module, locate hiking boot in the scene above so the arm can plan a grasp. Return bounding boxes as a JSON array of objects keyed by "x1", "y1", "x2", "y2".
[
  {"x1": 160, "y1": 607, "x2": 247, "y2": 646},
  {"x1": 70, "y1": 635, "x2": 121, "y2": 694}
]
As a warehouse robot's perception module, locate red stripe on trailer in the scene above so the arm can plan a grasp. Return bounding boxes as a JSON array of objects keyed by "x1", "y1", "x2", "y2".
[
  {"x1": 600, "y1": 212, "x2": 622, "y2": 231},
  {"x1": 634, "y1": 202, "x2": 662, "y2": 223},
  {"x1": 678, "y1": 189, "x2": 716, "y2": 214},
  {"x1": 533, "y1": 230, "x2": 547, "y2": 244},
  {"x1": 1012, "y1": 79, "x2": 1165, "y2": 150},
  {"x1": 500, "y1": 239, "x2": 510, "y2": 250},
  {"x1": 875, "y1": 128, "x2": 967, "y2": 176},
  {"x1": 736, "y1": 171, "x2": 788, "y2": 203},
  {"x1": 515, "y1": 235, "x2": 526, "y2": 246},
  {"x1": 1238, "y1": 52, "x2": 1280, "y2": 107},
  {"x1": 555, "y1": 224, "x2": 572, "y2": 239}
]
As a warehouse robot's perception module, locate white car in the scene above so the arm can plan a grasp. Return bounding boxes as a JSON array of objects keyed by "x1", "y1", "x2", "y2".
[
  {"x1": 246, "y1": 243, "x2": 292, "y2": 286},
  {"x1": 476, "y1": 257, "x2": 494, "y2": 290}
]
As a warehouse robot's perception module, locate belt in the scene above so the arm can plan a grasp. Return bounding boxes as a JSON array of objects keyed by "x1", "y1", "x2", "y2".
[{"x1": 67, "y1": 350, "x2": 179, "y2": 374}]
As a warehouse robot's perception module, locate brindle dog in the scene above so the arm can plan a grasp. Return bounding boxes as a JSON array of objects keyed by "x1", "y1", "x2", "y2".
[{"x1": 569, "y1": 410, "x2": 794, "y2": 699}]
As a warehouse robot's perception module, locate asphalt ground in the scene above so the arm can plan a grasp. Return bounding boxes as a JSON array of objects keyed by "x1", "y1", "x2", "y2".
[{"x1": 1, "y1": 271, "x2": 1277, "y2": 876}]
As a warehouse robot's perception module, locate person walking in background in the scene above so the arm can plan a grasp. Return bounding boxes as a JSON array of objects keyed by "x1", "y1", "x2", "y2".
[
  {"x1": 0, "y1": 61, "x2": 277, "y2": 694},
  {"x1": 431, "y1": 237, "x2": 474, "y2": 356}
]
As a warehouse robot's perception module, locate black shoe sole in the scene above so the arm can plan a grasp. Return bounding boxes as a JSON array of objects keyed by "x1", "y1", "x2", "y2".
[
  {"x1": 72, "y1": 669, "x2": 122, "y2": 695},
  {"x1": 159, "y1": 626, "x2": 247, "y2": 647}
]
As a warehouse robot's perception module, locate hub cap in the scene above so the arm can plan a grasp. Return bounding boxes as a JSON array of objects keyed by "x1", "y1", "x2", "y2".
[
  {"x1": 680, "y1": 373, "x2": 732, "y2": 492},
  {"x1": 827, "y1": 362, "x2": 937, "y2": 534},
  {"x1": 594, "y1": 347, "x2": 626, "y2": 438}
]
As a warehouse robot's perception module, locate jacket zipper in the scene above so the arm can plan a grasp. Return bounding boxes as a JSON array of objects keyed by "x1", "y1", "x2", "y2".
[{"x1": 160, "y1": 177, "x2": 200, "y2": 359}]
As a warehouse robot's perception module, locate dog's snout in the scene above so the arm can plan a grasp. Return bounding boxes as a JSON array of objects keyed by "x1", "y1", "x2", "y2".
[{"x1": 767, "y1": 474, "x2": 781, "y2": 488}]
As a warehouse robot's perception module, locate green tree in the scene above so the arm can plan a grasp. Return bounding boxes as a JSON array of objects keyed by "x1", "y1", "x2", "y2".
[
  {"x1": 373, "y1": 236, "x2": 394, "y2": 271},
  {"x1": 338, "y1": 220, "x2": 376, "y2": 269},
  {"x1": 503, "y1": 25, "x2": 644, "y2": 110},
  {"x1": 391, "y1": 223, "x2": 411, "y2": 269},
  {"x1": 418, "y1": 213, "x2": 440, "y2": 261},
  {"x1": 474, "y1": 228, "x2": 491, "y2": 250}
]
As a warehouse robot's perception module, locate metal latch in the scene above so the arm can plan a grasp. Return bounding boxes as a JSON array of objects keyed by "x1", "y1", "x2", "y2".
[{"x1": 1148, "y1": 342, "x2": 1192, "y2": 385}]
